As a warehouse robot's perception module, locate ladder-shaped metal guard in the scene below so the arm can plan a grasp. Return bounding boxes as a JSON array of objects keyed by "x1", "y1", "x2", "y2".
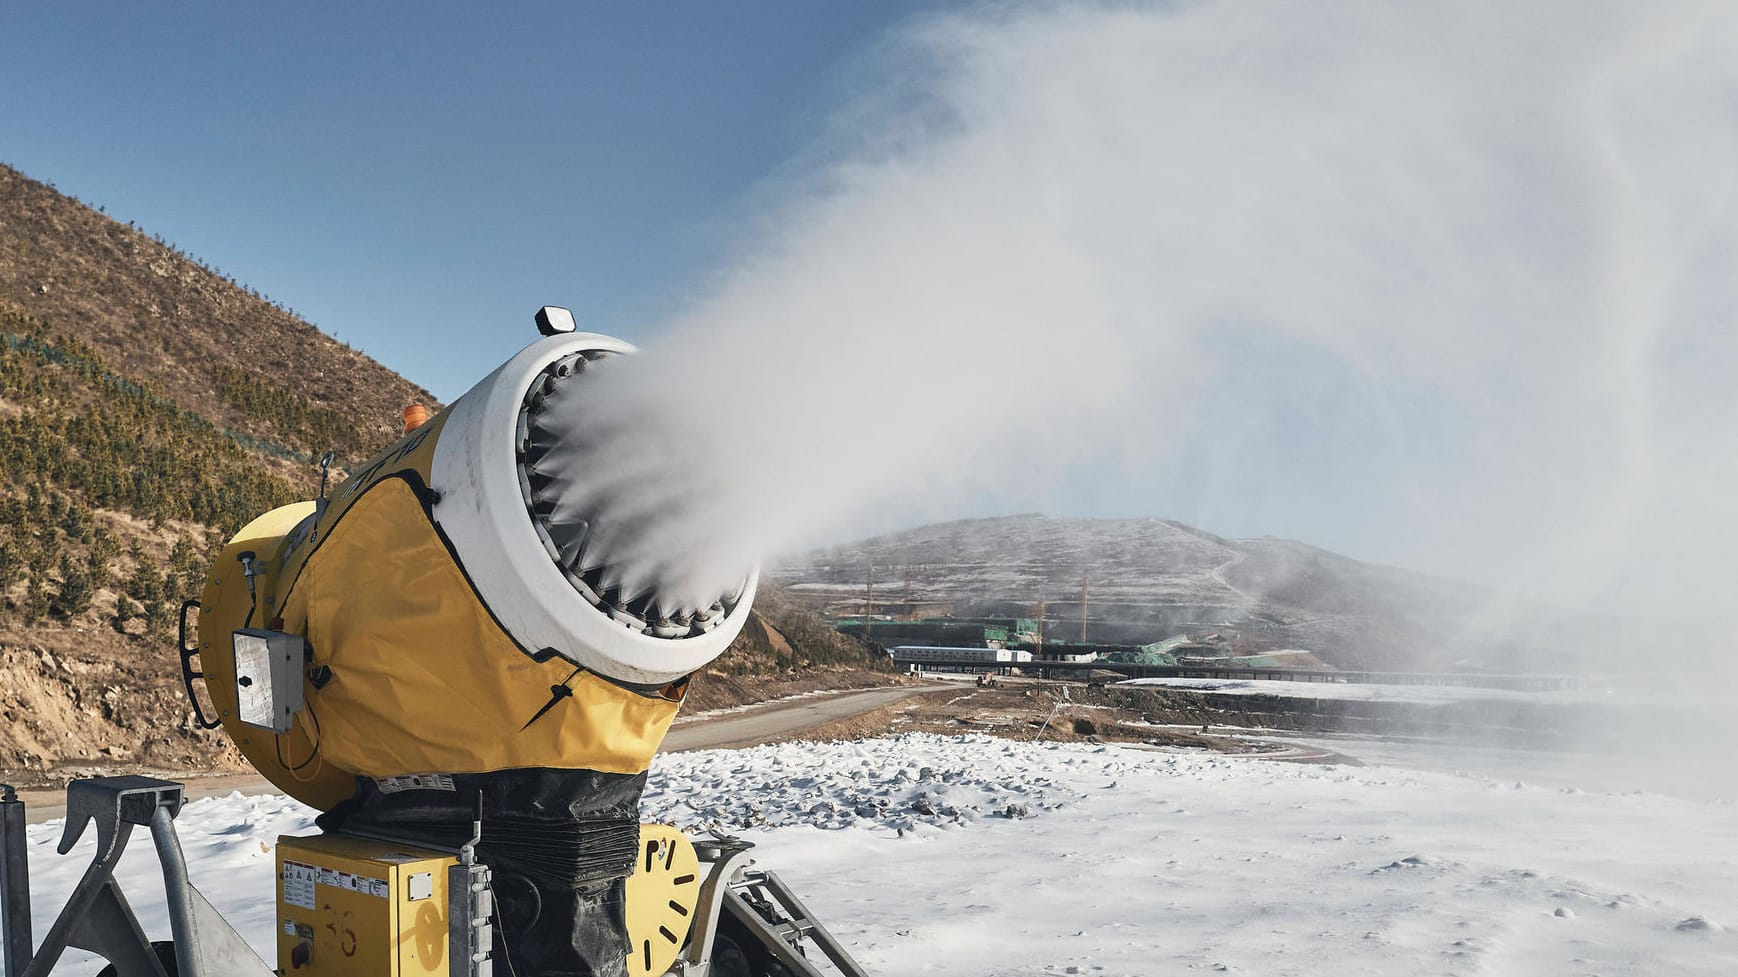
[
  {"x1": 723, "y1": 869, "x2": 868, "y2": 977},
  {"x1": 671, "y1": 838, "x2": 869, "y2": 977}
]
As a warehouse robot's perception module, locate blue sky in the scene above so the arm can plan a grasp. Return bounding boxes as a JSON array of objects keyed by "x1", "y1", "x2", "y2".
[{"x1": 0, "y1": 2, "x2": 940, "y2": 399}]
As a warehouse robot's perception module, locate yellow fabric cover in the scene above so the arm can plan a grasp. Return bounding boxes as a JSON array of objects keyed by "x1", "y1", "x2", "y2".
[{"x1": 280, "y1": 477, "x2": 678, "y2": 778}]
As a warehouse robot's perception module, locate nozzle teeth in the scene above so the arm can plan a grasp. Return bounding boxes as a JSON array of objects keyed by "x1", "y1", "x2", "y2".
[
  {"x1": 559, "y1": 537, "x2": 587, "y2": 569},
  {"x1": 515, "y1": 352, "x2": 749, "y2": 640},
  {"x1": 526, "y1": 466, "x2": 557, "y2": 494}
]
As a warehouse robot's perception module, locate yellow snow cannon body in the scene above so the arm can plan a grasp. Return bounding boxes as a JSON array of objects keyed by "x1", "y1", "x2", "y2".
[{"x1": 189, "y1": 320, "x2": 760, "y2": 977}]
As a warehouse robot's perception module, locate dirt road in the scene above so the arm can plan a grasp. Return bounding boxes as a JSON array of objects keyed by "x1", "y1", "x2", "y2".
[
  {"x1": 663, "y1": 684, "x2": 950, "y2": 752},
  {"x1": 15, "y1": 682, "x2": 946, "y2": 824}
]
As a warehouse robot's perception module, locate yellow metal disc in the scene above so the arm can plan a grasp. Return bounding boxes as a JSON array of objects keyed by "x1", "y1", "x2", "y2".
[{"x1": 623, "y1": 824, "x2": 702, "y2": 977}]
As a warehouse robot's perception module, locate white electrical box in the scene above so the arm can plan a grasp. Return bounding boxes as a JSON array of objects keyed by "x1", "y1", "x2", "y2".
[{"x1": 232, "y1": 629, "x2": 306, "y2": 732}]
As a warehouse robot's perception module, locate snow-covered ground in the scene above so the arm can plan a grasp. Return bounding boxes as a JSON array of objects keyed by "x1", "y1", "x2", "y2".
[{"x1": 9, "y1": 733, "x2": 1735, "y2": 975}]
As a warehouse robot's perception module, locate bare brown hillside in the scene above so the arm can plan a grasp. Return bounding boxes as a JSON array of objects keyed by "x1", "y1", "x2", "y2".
[{"x1": 0, "y1": 163, "x2": 438, "y2": 469}]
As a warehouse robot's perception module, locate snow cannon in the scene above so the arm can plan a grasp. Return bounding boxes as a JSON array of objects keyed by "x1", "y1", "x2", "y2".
[
  {"x1": 181, "y1": 313, "x2": 774, "y2": 977},
  {"x1": 0, "y1": 311, "x2": 876, "y2": 977},
  {"x1": 189, "y1": 319, "x2": 757, "y2": 815}
]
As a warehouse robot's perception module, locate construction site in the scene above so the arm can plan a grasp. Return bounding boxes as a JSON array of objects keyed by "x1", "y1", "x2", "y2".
[{"x1": 820, "y1": 566, "x2": 1333, "y2": 671}]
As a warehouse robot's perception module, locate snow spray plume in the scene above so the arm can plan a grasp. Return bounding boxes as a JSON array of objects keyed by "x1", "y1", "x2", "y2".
[{"x1": 572, "y1": 0, "x2": 1738, "y2": 776}]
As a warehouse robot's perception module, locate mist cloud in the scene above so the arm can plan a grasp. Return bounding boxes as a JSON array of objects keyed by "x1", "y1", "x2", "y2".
[{"x1": 550, "y1": 0, "x2": 1738, "y2": 645}]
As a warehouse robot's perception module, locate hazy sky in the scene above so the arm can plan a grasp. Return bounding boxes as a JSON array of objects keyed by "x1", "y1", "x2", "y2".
[{"x1": 4, "y1": 1, "x2": 1735, "y2": 613}]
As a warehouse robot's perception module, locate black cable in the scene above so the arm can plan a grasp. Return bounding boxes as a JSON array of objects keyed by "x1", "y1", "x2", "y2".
[
  {"x1": 237, "y1": 551, "x2": 260, "y2": 628},
  {"x1": 274, "y1": 699, "x2": 322, "y2": 772},
  {"x1": 488, "y1": 879, "x2": 522, "y2": 977}
]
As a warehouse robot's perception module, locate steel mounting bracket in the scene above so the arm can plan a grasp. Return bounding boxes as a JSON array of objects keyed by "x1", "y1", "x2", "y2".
[{"x1": 0, "y1": 776, "x2": 274, "y2": 977}]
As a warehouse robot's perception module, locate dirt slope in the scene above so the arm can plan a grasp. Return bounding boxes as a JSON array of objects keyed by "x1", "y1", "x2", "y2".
[{"x1": 0, "y1": 163, "x2": 438, "y2": 463}]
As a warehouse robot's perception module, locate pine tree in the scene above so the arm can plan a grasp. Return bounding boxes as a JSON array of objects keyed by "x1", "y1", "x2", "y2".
[
  {"x1": 0, "y1": 533, "x2": 19, "y2": 597},
  {"x1": 23, "y1": 574, "x2": 49, "y2": 624},
  {"x1": 38, "y1": 532, "x2": 64, "y2": 577},
  {"x1": 111, "y1": 594, "x2": 139, "y2": 634},
  {"x1": 169, "y1": 537, "x2": 202, "y2": 595},
  {"x1": 127, "y1": 547, "x2": 162, "y2": 604},
  {"x1": 87, "y1": 525, "x2": 119, "y2": 587},
  {"x1": 143, "y1": 593, "x2": 174, "y2": 641},
  {"x1": 52, "y1": 551, "x2": 93, "y2": 618},
  {"x1": 61, "y1": 498, "x2": 92, "y2": 543}
]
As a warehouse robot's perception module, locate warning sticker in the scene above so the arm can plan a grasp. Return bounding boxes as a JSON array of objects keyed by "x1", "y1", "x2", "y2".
[
  {"x1": 375, "y1": 773, "x2": 456, "y2": 794},
  {"x1": 287, "y1": 860, "x2": 388, "y2": 901},
  {"x1": 282, "y1": 861, "x2": 317, "y2": 910}
]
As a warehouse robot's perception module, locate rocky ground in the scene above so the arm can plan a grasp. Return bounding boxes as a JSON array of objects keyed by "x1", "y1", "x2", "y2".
[
  {"x1": 749, "y1": 675, "x2": 1342, "y2": 760},
  {"x1": 0, "y1": 625, "x2": 243, "y2": 789},
  {"x1": 742, "y1": 672, "x2": 1598, "y2": 762}
]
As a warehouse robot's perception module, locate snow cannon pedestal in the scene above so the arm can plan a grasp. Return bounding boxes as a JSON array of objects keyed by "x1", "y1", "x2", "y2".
[{"x1": 0, "y1": 778, "x2": 870, "y2": 977}]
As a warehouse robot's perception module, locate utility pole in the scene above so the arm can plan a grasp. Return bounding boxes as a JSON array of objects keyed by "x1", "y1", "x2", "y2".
[
  {"x1": 1035, "y1": 599, "x2": 1046, "y2": 658},
  {"x1": 1080, "y1": 576, "x2": 1089, "y2": 643},
  {"x1": 864, "y1": 558, "x2": 874, "y2": 648}
]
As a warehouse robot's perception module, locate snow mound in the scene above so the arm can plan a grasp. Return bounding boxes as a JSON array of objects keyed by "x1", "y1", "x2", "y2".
[{"x1": 644, "y1": 733, "x2": 1096, "y2": 834}]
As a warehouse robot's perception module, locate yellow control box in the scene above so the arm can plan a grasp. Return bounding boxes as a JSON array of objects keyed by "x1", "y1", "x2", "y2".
[{"x1": 276, "y1": 834, "x2": 457, "y2": 977}]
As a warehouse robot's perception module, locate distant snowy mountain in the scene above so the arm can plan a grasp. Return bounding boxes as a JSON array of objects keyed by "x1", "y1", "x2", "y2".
[{"x1": 774, "y1": 514, "x2": 1554, "y2": 670}]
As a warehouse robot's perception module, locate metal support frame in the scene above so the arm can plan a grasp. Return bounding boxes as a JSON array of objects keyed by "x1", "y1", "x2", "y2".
[
  {"x1": 722, "y1": 871, "x2": 868, "y2": 977},
  {"x1": 669, "y1": 838, "x2": 756, "y2": 975},
  {"x1": 2, "y1": 785, "x2": 33, "y2": 976},
  {"x1": 448, "y1": 802, "x2": 495, "y2": 977},
  {"x1": 669, "y1": 837, "x2": 869, "y2": 977},
  {"x1": 0, "y1": 776, "x2": 273, "y2": 977},
  {"x1": 448, "y1": 861, "x2": 495, "y2": 977}
]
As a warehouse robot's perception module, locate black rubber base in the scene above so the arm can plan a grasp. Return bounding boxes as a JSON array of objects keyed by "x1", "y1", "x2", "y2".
[{"x1": 319, "y1": 767, "x2": 648, "y2": 977}]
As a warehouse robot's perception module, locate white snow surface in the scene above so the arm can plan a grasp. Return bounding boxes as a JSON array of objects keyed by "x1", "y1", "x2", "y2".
[
  {"x1": 11, "y1": 733, "x2": 1735, "y2": 975},
  {"x1": 1118, "y1": 676, "x2": 1599, "y2": 704}
]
